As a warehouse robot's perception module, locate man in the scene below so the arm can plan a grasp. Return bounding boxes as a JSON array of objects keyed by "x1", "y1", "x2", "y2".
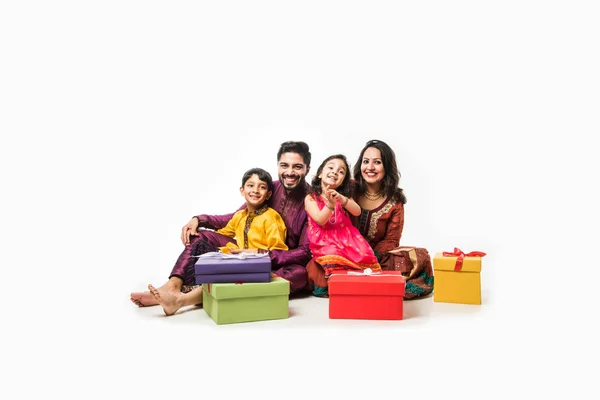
[{"x1": 130, "y1": 141, "x2": 312, "y2": 315}]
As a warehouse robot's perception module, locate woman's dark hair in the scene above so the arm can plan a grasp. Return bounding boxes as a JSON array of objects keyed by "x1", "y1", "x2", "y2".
[
  {"x1": 242, "y1": 167, "x2": 274, "y2": 192},
  {"x1": 310, "y1": 154, "x2": 353, "y2": 198},
  {"x1": 352, "y1": 139, "x2": 407, "y2": 204},
  {"x1": 277, "y1": 141, "x2": 311, "y2": 168}
]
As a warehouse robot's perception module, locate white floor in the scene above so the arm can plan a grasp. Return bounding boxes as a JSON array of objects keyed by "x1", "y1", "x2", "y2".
[
  {"x1": 117, "y1": 265, "x2": 593, "y2": 399},
  {"x1": 129, "y1": 287, "x2": 492, "y2": 330},
  {"x1": 5, "y1": 248, "x2": 592, "y2": 400},
  {"x1": 117, "y1": 284, "x2": 501, "y2": 398}
]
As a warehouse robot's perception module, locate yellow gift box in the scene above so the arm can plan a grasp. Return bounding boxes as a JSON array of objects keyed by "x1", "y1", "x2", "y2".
[{"x1": 433, "y1": 248, "x2": 486, "y2": 305}]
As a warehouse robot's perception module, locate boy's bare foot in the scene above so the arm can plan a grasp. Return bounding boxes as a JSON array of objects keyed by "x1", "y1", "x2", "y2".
[
  {"x1": 148, "y1": 284, "x2": 182, "y2": 316},
  {"x1": 130, "y1": 291, "x2": 159, "y2": 307}
]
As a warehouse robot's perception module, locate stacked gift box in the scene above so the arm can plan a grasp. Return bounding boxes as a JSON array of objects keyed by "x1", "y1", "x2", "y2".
[{"x1": 194, "y1": 252, "x2": 290, "y2": 325}]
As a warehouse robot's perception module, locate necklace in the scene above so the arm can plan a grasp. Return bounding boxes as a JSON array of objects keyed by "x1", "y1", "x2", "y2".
[
  {"x1": 364, "y1": 189, "x2": 384, "y2": 200},
  {"x1": 328, "y1": 206, "x2": 337, "y2": 224}
]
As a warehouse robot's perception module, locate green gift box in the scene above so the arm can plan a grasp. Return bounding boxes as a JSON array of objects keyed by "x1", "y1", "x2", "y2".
[{"x1": 202, "y1": 275, "x2": 290, "y2": 324}]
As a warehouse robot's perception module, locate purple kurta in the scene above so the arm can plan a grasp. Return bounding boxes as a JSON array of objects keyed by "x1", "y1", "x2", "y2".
[{"x1": 169, "y1": 180, "x2": 310, "y2": 295}]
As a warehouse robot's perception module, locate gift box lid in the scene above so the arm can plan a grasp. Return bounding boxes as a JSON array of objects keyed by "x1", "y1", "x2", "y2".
[
  {"x1": 203, "y1": 275, "x2": 290, "y2": 299},
  {"x1": 433, "y1": 252, "x2": 483, "y2": 272},
  {"x1": 328, "y1": 271, "x2": 406, "y2": 296},
  {"x1": 195, "y1": 272, "x2": 271, "y2": 284},
  {"x1": 194, "y1": 252, "x2": 272, "y2": 275}
]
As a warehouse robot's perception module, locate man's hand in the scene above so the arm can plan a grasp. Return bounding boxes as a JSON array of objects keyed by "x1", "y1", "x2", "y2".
[{"x1": 181, "y1": 217, "x2": 199, "y2": 246}]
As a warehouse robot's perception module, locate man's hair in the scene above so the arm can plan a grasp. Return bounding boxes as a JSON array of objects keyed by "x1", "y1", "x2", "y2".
[
  {"x1": 277, "y1": 141, "x2": 311, "y2": 167},
  {"x1": 241, "y1": 167, "x2": 274, "y2": 192}
]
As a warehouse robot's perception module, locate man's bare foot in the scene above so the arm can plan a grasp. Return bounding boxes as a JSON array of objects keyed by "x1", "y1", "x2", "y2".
[
  {"x1": 131, "y1": 280, "x2": 180, "y2": 307},
  {"x1": 148, "y1": 284, "x2": 183, "y2": 316},
  {"x1": 130, "y1": 291, "x2": 159, "y2": 307}
]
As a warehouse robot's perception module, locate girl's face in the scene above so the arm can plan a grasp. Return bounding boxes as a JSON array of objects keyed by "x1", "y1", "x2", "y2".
[
  {"x1": 240, "y1": 174, "x2": 271, "y2": 209},
  {"x1": 319, "y1": 158, "x2": 347, "y2": 189},
  {"x1": 361, "y1": 147, "x2": 385, "y2": 184}
]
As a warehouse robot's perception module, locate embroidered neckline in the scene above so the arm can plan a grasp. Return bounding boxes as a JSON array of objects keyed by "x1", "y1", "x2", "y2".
[{"x1": 243, "y1": 204, "x2": 269, "y2": 248}]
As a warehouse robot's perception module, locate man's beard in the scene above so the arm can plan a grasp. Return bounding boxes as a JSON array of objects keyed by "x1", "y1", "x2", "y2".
[{"x1": 280, "y1": 174, "x2": 304, "y2": 190}]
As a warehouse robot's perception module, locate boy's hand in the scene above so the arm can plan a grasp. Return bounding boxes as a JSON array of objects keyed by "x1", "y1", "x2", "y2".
[{"x1": 231, "y1": 248, "x2": 268, "y2": 254}]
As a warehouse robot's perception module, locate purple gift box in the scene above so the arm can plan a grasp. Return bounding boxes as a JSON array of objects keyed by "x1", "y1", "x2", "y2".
[
  {"x1": 194, "y1": 253, "x2": 272, "y2": 284},
  {"x1": 195, "y1": 272, "x2": 271, "y2": 284}
]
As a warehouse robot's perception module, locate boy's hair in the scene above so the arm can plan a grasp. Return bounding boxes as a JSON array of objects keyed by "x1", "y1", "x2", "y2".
[
  {"x1": 310, "y1": 154, "x2": 353, "y2": 198},
  {"x1": 352, "y1": 139, "x2": 407, "y2": 204},
  {"x1": 242, "y1": 167, "x2": 274, "y2": 192},
  {"x1": 277, "y1": 141, "x2": 311, "y2": 167}
]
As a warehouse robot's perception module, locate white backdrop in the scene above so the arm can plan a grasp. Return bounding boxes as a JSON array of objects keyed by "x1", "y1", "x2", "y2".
[{"x1": 1, "y1": 1, "x2": 598, "y2": 399}]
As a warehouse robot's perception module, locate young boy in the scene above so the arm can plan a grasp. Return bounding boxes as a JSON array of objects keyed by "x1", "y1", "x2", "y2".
[
  {"x1": 216, "y1": 167, "x2": 288, "y2": 254},
  {"x1": 147, "y1": 167, "x2": 287, "y2": 315}
]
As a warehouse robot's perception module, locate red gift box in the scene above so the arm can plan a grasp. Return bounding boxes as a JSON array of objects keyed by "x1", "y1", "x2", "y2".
[{"x1": 328, "y1": 270, "x2": 406, "y2": 320}]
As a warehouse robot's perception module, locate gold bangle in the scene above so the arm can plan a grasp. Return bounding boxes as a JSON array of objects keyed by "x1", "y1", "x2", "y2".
[
  {"x1": 342, "y1": 197, "x2": 349, "y2": 207},
  {"x1": 326, "y1": 203, "x2": 335, "y2": 211}
]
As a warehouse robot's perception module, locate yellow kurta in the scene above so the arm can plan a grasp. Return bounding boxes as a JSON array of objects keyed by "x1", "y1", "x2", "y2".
[{"x1": 216, "y1": 207, "x2": 288, "y2": 252}]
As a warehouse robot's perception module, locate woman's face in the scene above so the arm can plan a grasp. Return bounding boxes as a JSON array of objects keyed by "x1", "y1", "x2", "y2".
[{"x1": 361, "y1": 147, "x2": 385, "y2": 184}]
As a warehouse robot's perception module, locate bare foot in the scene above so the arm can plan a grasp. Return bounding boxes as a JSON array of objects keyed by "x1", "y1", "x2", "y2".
[
  {"x1": 148, "y1": 284, "x2": 183, "y2": 316},
  {"x1": 130, "y1": 291, "x2": 159, "y2": 307},
  {"x1": 131, "y1": 280, "x2": 180, "y2": 307}
]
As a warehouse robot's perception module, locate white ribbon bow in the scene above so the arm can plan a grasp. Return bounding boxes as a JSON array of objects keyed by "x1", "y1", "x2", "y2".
[{"x1": 194, "y1": 251, "x2": 269, "y2": 259}]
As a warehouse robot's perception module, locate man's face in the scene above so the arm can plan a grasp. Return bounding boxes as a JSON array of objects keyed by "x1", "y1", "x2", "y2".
[{"x1": 277, "y1": 152, "x2": 308, "y2": 191}]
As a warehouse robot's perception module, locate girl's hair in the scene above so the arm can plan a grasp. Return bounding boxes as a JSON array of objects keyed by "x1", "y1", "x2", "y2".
[
  {"x1": 352, "y1": 139, "x2": 407, "y2": 204},
  {"x1": 242, "y1": 167, "x2": 274, "y2": 192},
  {"x1": 277, "y1": 141, "x2": 312, "y2": 168},
  {"x1": 310, "y1": 154, "x2": 353, "y2": 198}
]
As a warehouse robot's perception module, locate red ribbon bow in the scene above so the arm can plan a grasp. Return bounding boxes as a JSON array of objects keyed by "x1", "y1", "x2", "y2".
[{"x1": 442, "y1": 247, "x2": 487, "y2": 271}]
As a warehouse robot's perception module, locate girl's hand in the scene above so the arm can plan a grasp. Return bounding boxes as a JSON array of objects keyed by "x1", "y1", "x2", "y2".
[
  {"x1": 329, "y1": 190, "x2": 344, "y2": 204},
  {"x1": 328, "y1": 188, "x2": 348, "y2": 208},
  {"x1": 322, "y1": 185, "x2": 337, "y2": 209}
]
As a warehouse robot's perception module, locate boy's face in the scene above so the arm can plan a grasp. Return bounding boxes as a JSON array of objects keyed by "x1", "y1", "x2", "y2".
[
  {"x1": 240, "y1": 174, "x2": 272, "y2": 209},
  {"x1": 277, "y1": 152, "x2": 309, "y2": 191}
]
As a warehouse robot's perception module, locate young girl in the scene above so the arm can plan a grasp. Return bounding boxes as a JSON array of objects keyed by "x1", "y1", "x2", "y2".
[
  {"x1": 304, "y1": 154, "x2": 381, "y2": 296},
  {"x1": 147, "y1": 167, "x2": 288, "y2": 315}
]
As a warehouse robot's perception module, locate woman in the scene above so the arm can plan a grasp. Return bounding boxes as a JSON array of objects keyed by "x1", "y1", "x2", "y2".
[{"x1": 306, "y1": 139, "x2": 433, "y2": 299}]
